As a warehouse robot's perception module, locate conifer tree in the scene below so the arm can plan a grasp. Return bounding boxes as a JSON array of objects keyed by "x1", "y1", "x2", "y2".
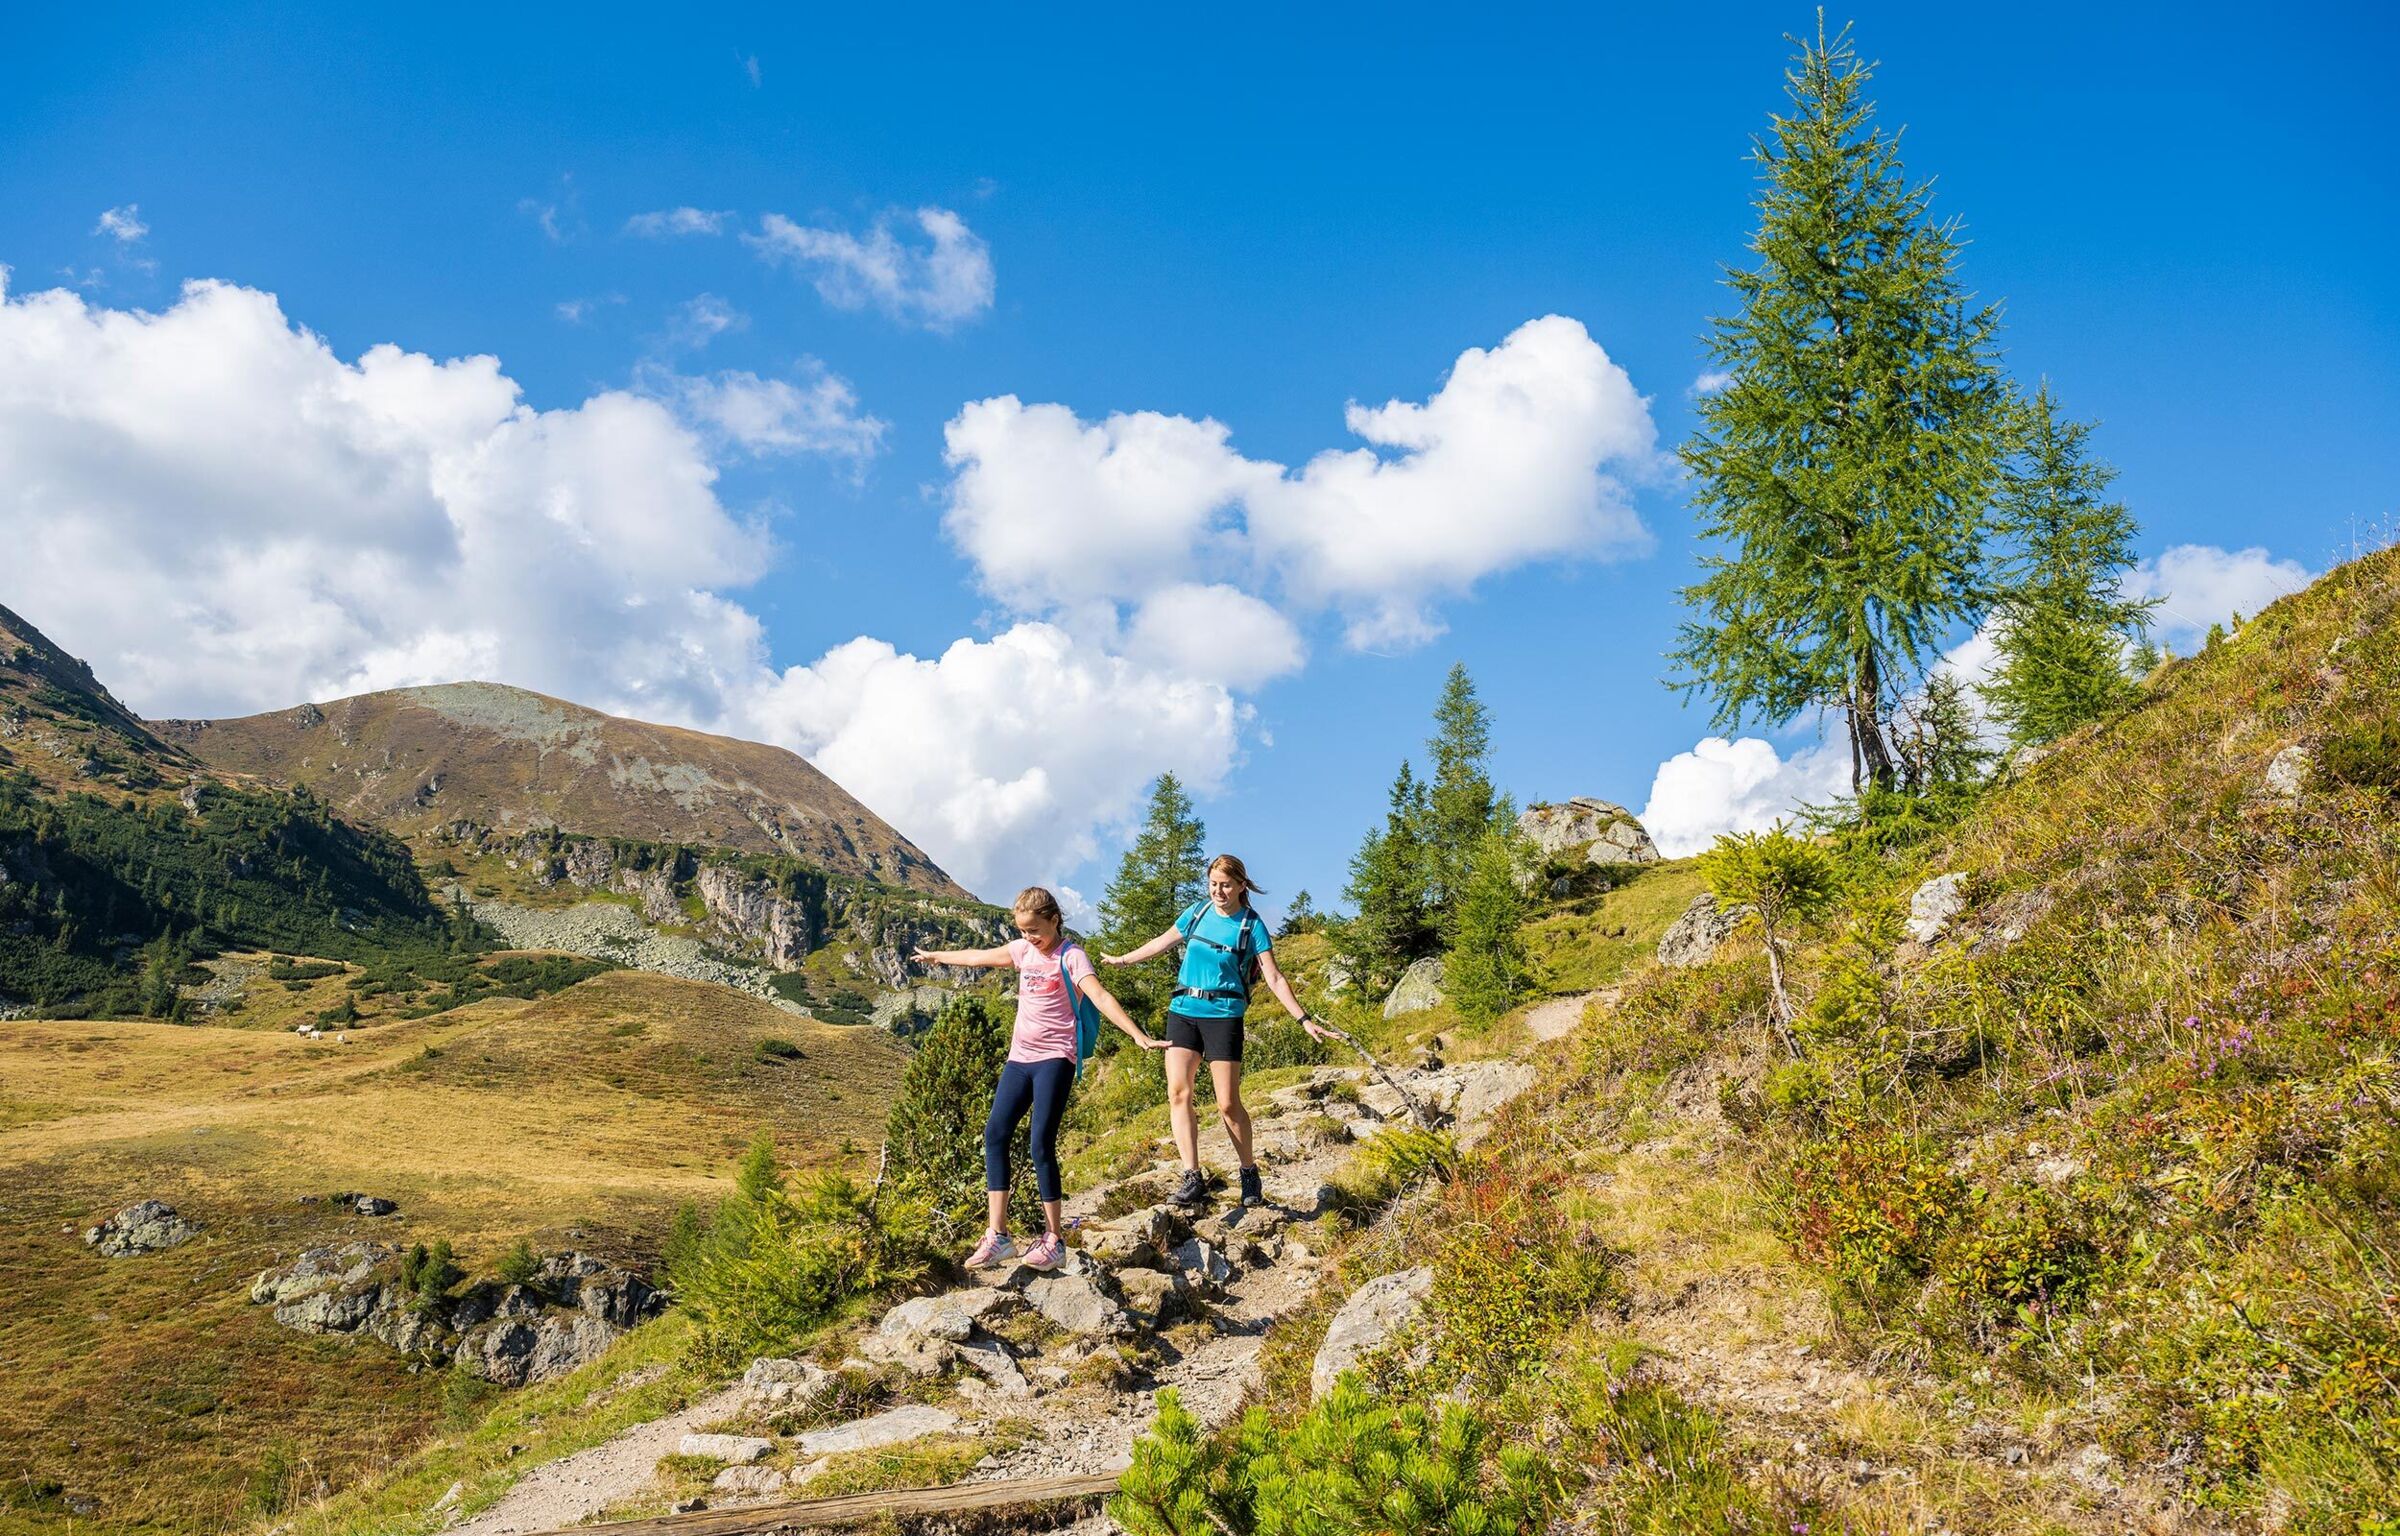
[
  {"x1": 1675, "y1": 21, "x2": 2012, "y2": 793},
  {"x1": 1336, "y1": 761, "x2": 1435, "y2": 994},
  {"x1": 1098, "y1": 773, "x2": 1206, "y2": 1024},
  {"x1": 1278, "y1": 890, "x2": 1319, "y2": 938},
  {"x1": 1423, "y1": 664, "x2": 1496, "y2": 921},
  {"x1": 1445, "y1": 816, "x2": 1533, "y2": 1024},
  {"x1": 882, "y1": 995, "x2": 1030, "y2": 1236},
  {"x1": 1980, "y1": 383, "x2": 2154, "y2": 747}
]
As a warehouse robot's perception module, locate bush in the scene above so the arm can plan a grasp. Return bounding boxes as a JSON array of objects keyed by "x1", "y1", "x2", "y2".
[
  {"x1": 674, "y1": 1131, "x2": 936, "y2": 1366},
  {"x1": 494, "y1": 1238, "x2": 541, "y2": 1289},
  {"x1": 1110, "y1": 1381, "x2": 1560, "y2": 1536},
  {"x1": 1779, "y1": 1117, "x2": 1969, "y2": 1291},
  {"x1": 753, "y1": 1037, "x2": 804, "y2": 1063},
  {"x1": 399, "y1": 1239, "x2": 463, "y2": 1311},
  {"x1": 2317, "y1": 719, "x2": 2400, "y2": 794},
  {"x1": 1426, "y1": 1165, "x2": 1624, "y2": 1389},
  {"x1": 882, "y1": 995, "x2": 1032, "y2": 1237}
]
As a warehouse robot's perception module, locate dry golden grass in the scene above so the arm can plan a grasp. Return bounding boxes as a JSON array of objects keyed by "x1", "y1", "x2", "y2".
[{"x1": 0, "y1": 968, "x2": 907, "y2": 1534}]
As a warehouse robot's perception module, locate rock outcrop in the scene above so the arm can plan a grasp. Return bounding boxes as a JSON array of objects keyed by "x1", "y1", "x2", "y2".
[
  {"x1": 1906, "y1": 872, "x2": 1970, "y2": 945},
  {"x1": 1657, "y1": 893, "x2": 1748, "y2": 969},
  {"x1": 84, "y1": 1199, "x2": 200, "y2": 1257},
  {"x1": 248, "y1": 1244, "x2": 663, "y2": 1386},
  {"x1": 1311, "y1": 1267, "x2": 1433, "y2": 1399},
  {"x1": 1518, "y1": 798, "x2": 1662, "y2": 868},
  {"x1": 1382, "y1": 956, "x2": 1447, "y2": 1019}
]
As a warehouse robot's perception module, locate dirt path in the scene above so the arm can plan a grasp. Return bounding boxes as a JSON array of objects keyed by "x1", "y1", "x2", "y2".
[{"x1": 444, "y1": 1382, "x2": 752, "y2": 1535}]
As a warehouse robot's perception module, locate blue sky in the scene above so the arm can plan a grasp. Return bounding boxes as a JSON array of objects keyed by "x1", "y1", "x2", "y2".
[{"x1": 4, "y1": 2, "x2": 2394, "y2": 915}]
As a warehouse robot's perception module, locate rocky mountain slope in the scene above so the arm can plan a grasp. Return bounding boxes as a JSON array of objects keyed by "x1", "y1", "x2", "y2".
[{"x1": 158, "y1": 681, "x2": 964, "y2": 898}]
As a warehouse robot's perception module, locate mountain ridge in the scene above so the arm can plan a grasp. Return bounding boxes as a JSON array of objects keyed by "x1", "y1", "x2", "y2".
[{"x1": 156, "y1": 680, "x2": 966, "y2": 898}]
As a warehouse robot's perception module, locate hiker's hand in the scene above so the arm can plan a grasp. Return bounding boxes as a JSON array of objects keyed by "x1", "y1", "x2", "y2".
[
  {"x1": 909, "y1": 948, "x2": 941, "y2": 965},
  {"x1": 1098, "y1": 952, "x2": 1127, "y2": 966},
  {"x1": 1138, "y1": 1035, "x2": 1169, "y2": 1051},
  {"x1": 1301, "y1": 1017, "x2": 1335, "y2": 1042}
]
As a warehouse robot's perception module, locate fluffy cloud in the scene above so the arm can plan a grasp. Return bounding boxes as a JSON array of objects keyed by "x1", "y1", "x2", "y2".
[
  {"x1": 746, "y1": 207, "x2": 995, "y2": 331},
  {"x1": 664, "y1": 293, "x2": 748, "y2": 348},
  {"x1": 939, "y1": 315, "x2": 1660, "y2": 650},
  {"x1": 624, "y1": 207, "x2": 731, "y2": 238},
  {"x1": 1638, "y1": 734, "x2": 1852, "y2": 858},
  {"x1": 742, "y1": 623, "x2": 1245, "y2": 895},
  {"x1": 0, "y1": 273, "x2": 1247, "y2": 903},
  {"x1": 942, "y1": 398, "x2": 1272, "y2": 610},
  {"x1": 95, "y1": 205, "x2": 149, "y2": 244},
  {"x1": 1689, "y1": 369, "x2": 1733, "y2": 397},
  {"x1": 2125, "y1": 544, "x2": 2314, "y2": 651},
  {"x1": 1121, "y1": 584, "x2": 1305, "y2": 692}
]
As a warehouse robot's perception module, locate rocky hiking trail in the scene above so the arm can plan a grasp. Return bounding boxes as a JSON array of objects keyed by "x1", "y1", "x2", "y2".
[{"x1": 444, "y1": 1054, "x2": 1534, "y2": 1536}]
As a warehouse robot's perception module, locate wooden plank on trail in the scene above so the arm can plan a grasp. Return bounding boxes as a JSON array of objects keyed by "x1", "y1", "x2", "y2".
[{"x1": 538, "y1": 1472, "x2": 1122, "y2": 1535}]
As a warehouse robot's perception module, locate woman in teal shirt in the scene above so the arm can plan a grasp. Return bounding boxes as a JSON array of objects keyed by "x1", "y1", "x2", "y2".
[{"x1": 1103, "y1": 853, "x2": 1329, "y2": 1208}]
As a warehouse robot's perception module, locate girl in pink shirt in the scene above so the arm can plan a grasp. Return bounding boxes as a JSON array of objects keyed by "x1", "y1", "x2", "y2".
[{"x1": 912, "y1": 886, "x2": 1164, "y2": 1270}]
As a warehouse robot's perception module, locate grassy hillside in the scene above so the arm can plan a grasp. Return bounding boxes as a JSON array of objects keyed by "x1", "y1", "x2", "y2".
[
  {"x1": 0, "y1": 969, "x2": 907, "y2": 1533},
  {"x1": 1205, "y1": 549, "x2": 2400, "y2": 1535}
]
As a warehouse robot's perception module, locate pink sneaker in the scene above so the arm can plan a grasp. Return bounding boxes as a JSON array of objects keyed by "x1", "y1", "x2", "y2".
[
  {"x1": 1023, "y1": 1233, "x2": 1064, "y2": 1271},
  {"x1": 966, "y1": 1230, "x2": 1017, "y2": 1269}
]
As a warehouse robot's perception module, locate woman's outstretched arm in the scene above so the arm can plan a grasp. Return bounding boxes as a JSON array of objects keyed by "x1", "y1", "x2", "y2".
[
  {"x1": 1099, "y1": 925, "x2": 1184, "y2": 966},
  {"x1": 1078, "y1": 975, "x2": 1168, "y2": 1050},
  {"x1": 1256, "y1": 951, "x2": 1334, "y2": 1039},
  {"x1": 909, "y1": 943, "x2": 1015, "y2": 968}
]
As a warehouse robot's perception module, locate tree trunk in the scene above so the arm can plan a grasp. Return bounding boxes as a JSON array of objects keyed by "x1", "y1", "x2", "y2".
[
  {"x1": 1761, "y1": 918, "x2": 1804, "y2": 1059},
  {"x1": 1853, "y1": 649, "x2": 1896, "y2": 791}
]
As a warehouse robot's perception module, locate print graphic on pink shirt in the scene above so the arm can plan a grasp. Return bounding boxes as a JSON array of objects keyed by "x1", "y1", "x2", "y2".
[{"x1": 1007, "y1": 938, "x2": 1095, "y2": 1064}]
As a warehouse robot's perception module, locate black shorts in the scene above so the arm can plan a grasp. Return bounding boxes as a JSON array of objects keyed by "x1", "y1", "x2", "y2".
[{"x1": 1163, "y1": 1009, "x2": 1245, "y2": 1063}]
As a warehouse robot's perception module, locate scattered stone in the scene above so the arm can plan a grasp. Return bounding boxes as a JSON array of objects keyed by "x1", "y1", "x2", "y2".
[
  {"x1": 1906, "y1": 872, "x2": 1969, "y2": 945},
  {"x1": 1418, "y1": 1060, "x2": 1538, "y2": 1148},
  {"x1": 1381, "y1": 956, "x2": 1447, "y2": 1019},
  {"x1": 84, "y1": 1199, "x2": 200, "y2": 1257},
  {"x1": 796, "y1": 1404, "x2": 960, "y2": 1458},
  {"x1": 1113, "y1": 1266, "x2": 1189, "y2": 1327},
  {"x1": 677, "y1": 1432, "x2": 773, "y2": 1463},
  {"x1": 1174, "y1": 1238, "x2": 1234, "y2": 1288},
  {"x1": 954, "y1": 1337, "x2": 1033, "y2": 1399},
  {"x1": 1516, "y1": 799, "x2": 1661, "y2": 866},
  {"x1": 430, "y1": 1481, "x2": 463, "y2": 1513},
  {"x1": 1656, "y1": 893, "x2": 1748, "y2": 969},
  {"x1": 1024, "y1": 1273, "x2": 1133, "y2": 1337},
  {"x1": 2264, "y1": 745, "x2": 2310, "y2": 800},
  {"x1": 1312, "y1": 1268, "x2": 1433, "y2": 1400},
  {"x1": 711, "y1": 1464, "x2": 787, "y2": 1495},
  {"x1": 740, "y1": 1357, "x2": 834, "y2": 1412},
  {"x1": 337, "y1": 1193, "x2": 398, "y2": 1217}
]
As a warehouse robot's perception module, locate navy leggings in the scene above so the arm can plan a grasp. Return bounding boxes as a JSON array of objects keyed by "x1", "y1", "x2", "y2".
[{"x1": 985, "y1": 1056, "x2": 1074, "y2": 1204}]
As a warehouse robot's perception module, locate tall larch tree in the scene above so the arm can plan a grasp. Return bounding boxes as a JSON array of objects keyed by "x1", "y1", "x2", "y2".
[
  {"x1": 1674, "y1": 19, "x2": 2013, "y2": 793},
  {"x1": 1097, "y1": 772, "x2": 1206, "y2": 1024},
  {"x1": 1423, "y1": 662, "x2": 1497, "y2": 927}
]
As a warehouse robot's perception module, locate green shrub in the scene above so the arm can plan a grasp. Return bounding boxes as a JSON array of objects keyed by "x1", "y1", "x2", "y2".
[
  {"x1": 1356, "y1": 1125, "x2": 1462, "y2": 1188},
  {"x1": 399, "y1": 1239, "x2": 463, "y2": 1312},
  {"x1": 674, "y1": 1131, "x2": 936, "y2": 1366},
  {"x1": 1937, "y1": 1183, "x2": 2107, "y2": 1323},
  {"x1": 1110, "y1": 1380, "x2": 1560, "y2": 1536},
  {"x1": 1427, "y1": 1165, "x2": 1624, "y2": 1389},
  {"x1": 882, "y1": 995, "x2": 1033, "y2": 1236},
  {"x1": 2317, "y1": 719, "x2": 2400, "y2": 794},
  {"x1": 494, "y1": 1238, "x2": 541, "y2": 1290},
  {"x1": 753, "y1": 1036, "x2": 804, "y2": 1063},
  {"x1": 1779, "y1": 1118, "x2": 1969, "y2": 1290}
]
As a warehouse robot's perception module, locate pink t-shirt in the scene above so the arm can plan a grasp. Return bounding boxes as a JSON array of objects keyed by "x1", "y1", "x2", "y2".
[{"x1": 1007, "y1": 938, "x2": 1096, "y2": 1064}]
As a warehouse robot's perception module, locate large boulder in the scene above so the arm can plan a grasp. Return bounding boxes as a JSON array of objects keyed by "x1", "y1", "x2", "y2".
[
  {"x1": 1517, "y1": 799, "x2": 1661, "y2": 868},
  {"x1": 84, "y1": 1199, "x2": 200, "y2": 1257},
  {"x1": 740, "y1": 1357, "x2": 835, "y2": 1413},
  {"x1": 1905, "y1": 873, "x2": 1969, "y2": 945},
  {"x1": 1656, "y1": 893, "x2": 1747, "y2": 969},
  {"x1": 1311, "y1": 1268, "x2": 1433, "y2": 1399},
  {"x1": 2264, "y1": 745, "x2": 2310, "y2": 801},
  {"x1": 871, "y1": 984, "x2": 952, "y2": 1034},
  {"x1": 1382, "y1": 956, "x2": 1447, "y2": 1019},
  {"x1": 1023, "y1": 1273, "x2": 1133, "y2": 1337}
]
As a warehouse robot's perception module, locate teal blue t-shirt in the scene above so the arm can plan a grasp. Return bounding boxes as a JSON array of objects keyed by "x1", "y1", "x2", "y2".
[{"x1": 1169, "y1": 903, "x2": 1271, "y2": 1019}]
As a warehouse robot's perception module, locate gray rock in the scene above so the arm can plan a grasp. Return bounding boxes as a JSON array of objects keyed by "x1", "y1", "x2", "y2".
[
  {"x1": 1381, "y1": 956, "x2": 1447, "y2": 1019},
  {"x1": 1906, "y1": 872, "x2": 1969, "y2": 945},
  {"x1": 1024, "y1": 1273, "x2": 1132, "y2": 1337},
  {"x1": 877, "y1": 1288, "x2": 1013, "y2": 1344},
  {"x1": 953, "y1": 1336, "x2": 1033, "y2": 1399},
  {"x1": 1656, "y1": 894, "x2": 1747, "y2": 969},
  {"x1": 1173, "y1": 1238, "x2": 1234, "y2": 1288},
  {"x1": 249, "y1": 1241, "x2": 390, "y2": 1305},
  {"x1": 712, "y1": 1464, "x2": 786, "y2": 1495},
  {"x1": 1312, "y1": 1267, "x2": 1433, "y2": 1399},
  {"x1": 741, "y1": 1357, "x2": 834, "y2": 1411},
  {"x1": 1113, "y1": 1266, "x2": 1189, "y2": 1327},
  {"x1": 1517, "y1": 799, "x2": 1660, "y2": 866},
  {"x1": 84, "y1": 1199, "x2": 200, "y2": 1257},
  {"x1": 1420, "y1": 1060, "x2": 1538, "y2": 1148},
  {"x1": 275, "y1": 1282, "x2": 390, "y2": 1335},
  {"x1": 2264, "y1": 745, "x2": 2310, "y2": 800},
  {"x1": 796, "y1": 1404, "x2": 959, "y2": 1458},
  {"x1": 679, "y1": 1432, "x2": 775, "y2": 1463},
  {"x1": 347, "y1": 1194, "x2": 399, "y2": 1217},
  {"x1": 871, "y1": 984, "x2": 953, "y2": 1033}
]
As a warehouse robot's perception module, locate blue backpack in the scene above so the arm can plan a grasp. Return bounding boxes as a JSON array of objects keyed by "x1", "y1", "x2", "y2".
[
  {"x1": 1055, "y1": 942, "x2": 1103, "y2": 1079},
  {"x1": 1174, "y1": 900, "x2": 1262, "y2": 1005}
]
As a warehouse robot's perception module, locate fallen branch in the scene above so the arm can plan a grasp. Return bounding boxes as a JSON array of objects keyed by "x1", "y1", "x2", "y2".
[{"x1": 544, "y1": 1471, "x2": 1121, "y2": 1535}]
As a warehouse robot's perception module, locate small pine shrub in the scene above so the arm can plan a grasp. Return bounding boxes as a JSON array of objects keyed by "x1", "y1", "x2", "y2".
[
  {"x1": 495, "y1": 1238, "x2": 541, "y2": 1290},
  {"x1": 399, "y1": 1239, "x2": 463, "y2": 1313},
  {"x1": 1110, "y1": 1381, "x2": 1560, "y2": 1536},
  {"x1": 753, "y1": 1036, "x2": 804, "y2": 1063},
  {"x1": 1357, "y1": 1125, "x2": 1463, "y2": 1188},
  {"x1": 882, "y1": 995, "x2": 1034, "y2": 1236}
]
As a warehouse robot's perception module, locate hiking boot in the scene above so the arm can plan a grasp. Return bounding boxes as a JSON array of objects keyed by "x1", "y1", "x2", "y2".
[
  {"x1": 1171, "y1": 1168, "x2": 1207, "y2": 1207},
  {"x1": 965, "y1": 1230, "x2": 1017, "y2": 1269},
  {"x1": 1023, "y1": 1233, "x2": 1064, "y2": 1271},
  {"x1": 1239, "y1": 1165, "x2": 1264, "y2": 1207}
]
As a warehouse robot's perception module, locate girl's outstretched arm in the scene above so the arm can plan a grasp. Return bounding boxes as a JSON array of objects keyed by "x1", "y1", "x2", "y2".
[
  {"x1": 1099, "y1": 925, "x2": 1183, "y2": 966},
  {"x1": 1078, "y1": 975, "x2": 1168, "y2": 1050},
  {"x1": 1256, "y1": 951, "x2": 1334, "y2": 1040},
  {"x1": 910, "y1": 943, "x2": 1015, "y2": 968}
]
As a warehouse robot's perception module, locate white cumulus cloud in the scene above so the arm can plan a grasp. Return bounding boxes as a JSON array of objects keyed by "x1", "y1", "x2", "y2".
[
  {"x1": 654, "y1": 363, "x2": 887, "y2": 465},
  {"x1": 1639, "y1": 733, "x2": 1852, "y2": 858},
  {"x1": 624, "y1": 207, "x2": 732, "y2": 238},
  {"x1": 2125, "y1": 543, "x2": 2314, "y2": 652},
  {"x1": 1121, "y1": 584, "x2": 1306, "y2": 692},
  {"x1": 746, "y1": 206, "x2": 995, "y2": 331},
  {"x1": 939, "y1": 314, "x2": 1660, "y2": 652},
  {"x1": 742, "y1": 624, "x2": 1245, "y2": 896}
]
